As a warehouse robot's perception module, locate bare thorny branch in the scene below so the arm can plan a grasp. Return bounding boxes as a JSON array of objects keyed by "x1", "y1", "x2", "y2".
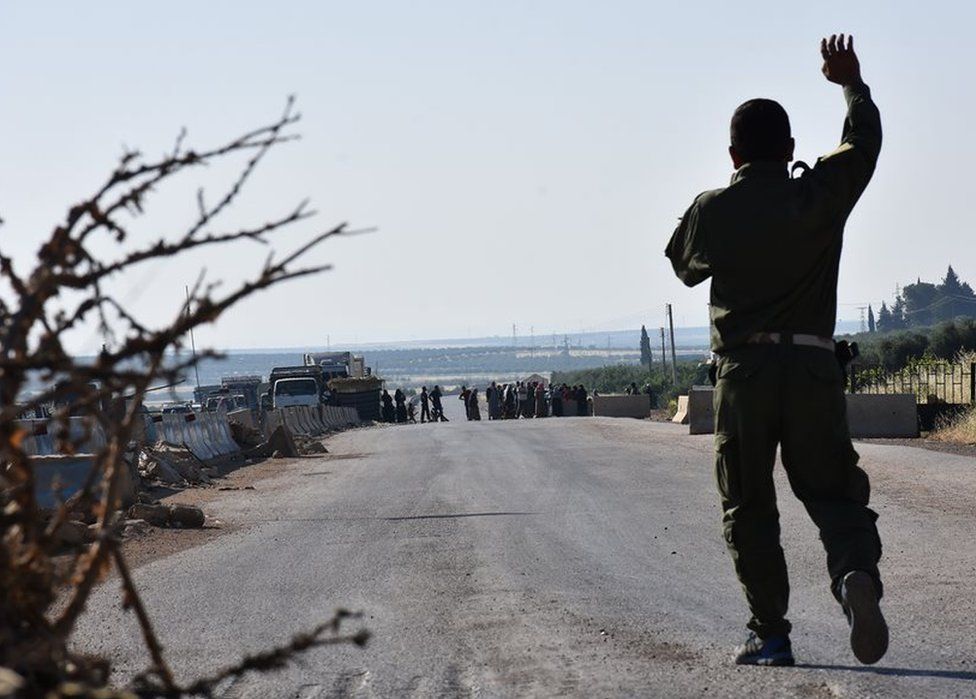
[{"x1": 0, "y1": 99, "x2": 369, "y2": 696}]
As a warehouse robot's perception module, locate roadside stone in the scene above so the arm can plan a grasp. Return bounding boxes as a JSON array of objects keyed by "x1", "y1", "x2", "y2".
[
  {"x1": 303, "y1": 440, "x2": 328, "y2": 454},
  {"x1": 150, "y1": 443, "x2": 204, "y2": 482},
  {"x1": 122, "y1": 518, "x2": 152, "y2": 538},
  {"x1": 139, "y1": 452, "x2": 185, "y2": 486},
  {"x1": 128, "y1": 502, "x2": 169, "y2": 527},
  {"x1": 167, "y1": 503, "x2": 205, "y2": 528},
  {"x1": 230, "y1": 420, "x2": 265, "y2": 449},
  {"x1": 55, "y1": 520, "x2": 88, "y2": 547},
  {"x1": 267, "y1": 425, "x2": 299, "y2": 458}
]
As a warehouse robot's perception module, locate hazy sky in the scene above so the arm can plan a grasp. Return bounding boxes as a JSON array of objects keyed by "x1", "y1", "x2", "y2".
[{"x1": 2, "y1": 1, "x2": 973, "y2": 349}]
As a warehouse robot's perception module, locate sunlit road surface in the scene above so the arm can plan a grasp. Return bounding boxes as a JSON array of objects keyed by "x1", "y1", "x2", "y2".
[{"x1": 75, "y1": 408, "x2": 976, "y2": 697}]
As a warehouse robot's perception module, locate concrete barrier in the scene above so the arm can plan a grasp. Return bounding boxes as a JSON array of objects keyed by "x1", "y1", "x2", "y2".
[
  {"x1": 160, "y1": 414, "x2": 183, "y2": 446},
  {"x1": 262, "y1": 410, "x2": 284, "y2": 440},
  {"x1": 672, "y1": 396, "x2": 690, "y2": 425},
  {"x1": 226, "y1": 408, "x2": 254, "y2": 430},
  {"x1": 846, "y1": 394, "x2": 919, "y2": 438},
  {"x1": 216, "y1": 411, "x2": 240, "y2": 453},
  {"x1": 182, "y1": 413, "x2": 216, "y2": 461},
  {"x1": 202, "y1": 412, "x2": 233, "y2": 456},
  {"x1": 312, "y1": 407, "x2": 329, "y2": 433},
  {"x1": 66, "y1": 417, "x2": 107, "y2": 452},
  {"x1": 29, "y1": 454, "x2": 98, "y2": 509},
  {"x1": 15, "y1": 420, "x2": 53, "y2": 456},
  {"x1": 682, "y1": 391, "x2": 920, "y2": 439},
  {"x1": 16, "y1": 418, "x2": 107, "y2": 456},
  {"x1": 27, "y1": 454, "x2": 137, "y2": 511},
  {"x1": 144, "y1": 414, "x2": 162, "y2": 444},
  {"x1": 325, "y1": 406, "x2": 342, "y2": 428},
  {"x1": 303, "y1": 406, "x2": 322, "y2": 435},
  {"x1": 282, "y1": 407, "x2": 310, "y2": 437},
  {"x1": 688, "y1": 386, "x2": 715, "y2": 435},
  {"x1": 591, "y1": 394, "x2": 650, "y2": 418}
]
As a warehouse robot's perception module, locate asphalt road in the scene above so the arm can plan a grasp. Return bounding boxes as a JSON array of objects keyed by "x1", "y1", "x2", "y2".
[{"x1": 75, "y1": 409, "x2": 976, "y2": 698}]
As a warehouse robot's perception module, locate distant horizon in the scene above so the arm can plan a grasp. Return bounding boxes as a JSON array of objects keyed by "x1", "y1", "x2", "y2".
[{"x1": 197, "y1": 319, "x2": 865, "y2": 354}]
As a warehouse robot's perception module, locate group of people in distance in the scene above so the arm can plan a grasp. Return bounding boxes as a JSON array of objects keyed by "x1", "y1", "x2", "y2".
[
  {"x1": 380, "y1": 385, "x2": 449, "y2": 424},
  {"x1": 379, "y1": 381, "x2": 591, "y2": 424},
  {"x1": 461, "y1": 381, "x2": 589, "y2": 421}
]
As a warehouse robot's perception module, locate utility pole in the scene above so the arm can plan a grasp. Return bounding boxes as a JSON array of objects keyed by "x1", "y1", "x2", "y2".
[
  {"x1": 185, "y1": 286, "x2": 201, "y2": 390},
  {"x1": 857, "y1": 306, "x2": 867, "y2": 334},
  {"x1": 660, "y1": 327, "x2": 668, "y2": 380},
  {"x1": 666, "y1": 303, "x2": 678, "y2": 385}
]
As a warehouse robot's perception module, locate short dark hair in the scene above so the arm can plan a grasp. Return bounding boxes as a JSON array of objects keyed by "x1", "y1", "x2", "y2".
[{"x1": 730, "y1": 99, "x2": 791, "y2": 163}]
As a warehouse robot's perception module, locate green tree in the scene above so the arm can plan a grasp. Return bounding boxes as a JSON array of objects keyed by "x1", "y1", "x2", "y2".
[
  {"x1": 876, "y1": 301, "x2": 893, "y2": 333},
  {"x1": 890, "y1": 296, "x2": 909, "y2": 330},
  {"x1": 639, "y1": 325, "x2": 653, "y2": 367},
  {"x1": 867, "y1": 304, "x2": 876, "y2": 333},
  {"x1": 937, "y1": 265, "x2": 976, "y2": 320},
  {"x1": 902, "y1": 278, "x2": 940, "y2": 326}
]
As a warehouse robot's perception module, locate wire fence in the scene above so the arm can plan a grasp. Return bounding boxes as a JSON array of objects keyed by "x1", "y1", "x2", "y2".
[{"x1": 851, "y1": 361, "x2": 976, "y2": 405}]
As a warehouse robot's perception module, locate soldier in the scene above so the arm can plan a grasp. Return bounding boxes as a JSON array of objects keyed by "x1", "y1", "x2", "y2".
[
  {"x1": 430, "y1": 384, "x2": 448, "y2": 422},
  {"x1": 665, "y1": 35, "x2": 886, "y2": 666},
  {"x1": 420, "y1": 386, "x2": 431, "y2": 424}
]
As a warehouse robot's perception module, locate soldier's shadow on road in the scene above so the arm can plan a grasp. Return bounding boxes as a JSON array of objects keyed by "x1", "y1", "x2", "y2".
[{"x1": 798, "y1": 664, "x2": 976, "y2": 681}]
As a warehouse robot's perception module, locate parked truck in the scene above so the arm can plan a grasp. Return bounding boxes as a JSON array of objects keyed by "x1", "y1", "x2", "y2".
[
  {"x1": 268, "y1": 365, "x2": 328, "y2": 410},
  {"x1": 302, "y1": 351, "x2": 368, "y2": 380}
]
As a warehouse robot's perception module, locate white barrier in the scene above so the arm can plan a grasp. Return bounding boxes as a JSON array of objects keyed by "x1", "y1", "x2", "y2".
[
  {"x1": 182, "y1": 414, "x2": 216, "y2": 461},
  {"x1": 282, "y1": 407, "x2": 309, "y2": 437},
  {"x1": 672, "y1": 396, "x2": 690, "y2": 425},
  {"x1": 16, "y1": 418, "x2": 107, "y2": 456},
  {"x1": 144, "y1": 415, "x2": 161, "y2": 443},
  {"x1": 342, "y1": 406, "x2": 360, "y2": 426},
  {"x1": 216, "y1": 410, "x2": 240, "y2": 453},
  {"x1": 201, "y1": 413, "x2": 228, "y2": 456},
  {"x1": 323, "y1": 406, "x2": 339, "y2": 429}
]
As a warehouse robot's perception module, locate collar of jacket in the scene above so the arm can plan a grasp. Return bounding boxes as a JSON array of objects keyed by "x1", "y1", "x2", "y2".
[{"x1": 730, "y1": 162, "x2": 789, "y2": 184}]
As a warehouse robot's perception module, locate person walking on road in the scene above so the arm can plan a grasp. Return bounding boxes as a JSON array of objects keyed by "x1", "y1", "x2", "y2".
[
  {"x1": 534, "y1": 382, "x2": 548, "y2": 418},
  {"x1": 420, "y1": 386, "x2": 431, "y2": 424},
  {"x1": 487, "y1": 381, "x2": 502, "y2": 420},
  {"x1": 394, "y1": 388, "x2": 407, "y2": 424},
  {"x1": 665, "y1": 35, "x2": 886, "y2": 667},
  {"x1": 550, "y1": 383, "x2": 563, "y2": 417},
  {"x1": 467, "y1": 388, "x2": 482, "y2": 421},
  {"x1": 575, "y1": 385, "x2": 588, "y2": 416},
  {"x1": 430, "y1": 385, "x2": 448, "y2": 422},
  {"x1": 380, "y1": 389, "x2": 395, "y2": 423},
  {"x1": 516, "y1": 382, "x2": 528, "y2": 418}
]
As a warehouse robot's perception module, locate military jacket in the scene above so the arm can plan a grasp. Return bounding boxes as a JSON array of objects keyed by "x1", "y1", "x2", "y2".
[{"x1": 665, "y1": 83, "x2": 882, "y2": 353}]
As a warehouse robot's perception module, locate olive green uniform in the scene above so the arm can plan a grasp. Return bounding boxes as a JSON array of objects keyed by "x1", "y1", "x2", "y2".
[{"x1": 665, "y1": 83, "x2": 883, "y2": 638}]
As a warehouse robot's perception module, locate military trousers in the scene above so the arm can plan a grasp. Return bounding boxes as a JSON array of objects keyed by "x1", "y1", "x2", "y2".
[{"x1": 713, "y1": 344, "x2": 882, "y2": 638}]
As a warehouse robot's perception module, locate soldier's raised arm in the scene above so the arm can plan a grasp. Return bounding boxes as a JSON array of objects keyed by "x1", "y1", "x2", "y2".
[{"x1": 814, "y1": 34, "x2": 882, "y2": 206}]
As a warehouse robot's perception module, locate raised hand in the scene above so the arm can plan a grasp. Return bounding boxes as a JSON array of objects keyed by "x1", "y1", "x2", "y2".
[{"x1": 821, "y1": 34, "x2": 862, "y2": 86}]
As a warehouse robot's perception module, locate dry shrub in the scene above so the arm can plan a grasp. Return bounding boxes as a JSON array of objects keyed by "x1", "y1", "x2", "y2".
[
  {"x1": 0, "y1": 99, "x2": 368, "y2": 697},
  {"x1": 931, "y1": 406, "x2": 976, "y2": 445}
]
